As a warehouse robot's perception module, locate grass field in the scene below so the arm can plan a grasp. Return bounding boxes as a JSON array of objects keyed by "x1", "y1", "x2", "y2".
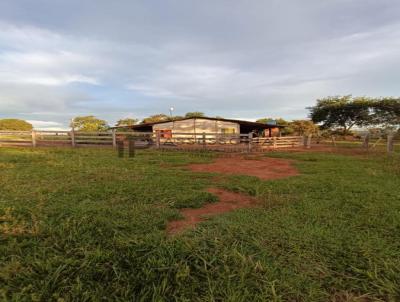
[{"x1": 1, "y1": 147, "x2": 400, "y2": 301}]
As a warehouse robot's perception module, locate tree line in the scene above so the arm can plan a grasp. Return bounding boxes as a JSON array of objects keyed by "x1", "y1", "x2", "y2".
[
  {"x1": 70, "y1": 112, "x2": 207, "y2": 131},
  {"x1": 0, "y1": 112, "x2": 207, "y2": 132},
  {"x1": 1, "y1": 96, "x2": 398, "y2": 135}
]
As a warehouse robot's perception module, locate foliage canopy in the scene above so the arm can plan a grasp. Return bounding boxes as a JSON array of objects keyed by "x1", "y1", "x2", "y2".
[
  {"x1": 371, "y1": 97, "x2": 400, "y2": 128},
  {"x1": 290, "y1": 120, "x2": 319, "y2": 135},
  {"x1": 115, "y1": 118, "x2": 138, "y2": 127},
  {"x1": 185, "y1": 112, "x2": 205, "y2": 118},
  {"x1": 257, "y1": 118, "x2": 318, "y2": 135},
  {"x1": 308, "y1": 96, "x2": 373, "y2": 134},
  {"x1": 141, "y1": 114, "x2": 170, "y2": 124},
  {"x1": 0, "y1": 119, "x2": 33, "y2": 131},
  {"x1": 308, "y1": 95, "x2": 400, "y2": 134},
  {"x1": 71, "y1": 116, "x2": 109, "y2": 131}
]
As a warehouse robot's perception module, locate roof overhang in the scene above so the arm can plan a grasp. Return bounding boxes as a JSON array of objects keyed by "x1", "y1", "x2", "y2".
[{"x1": 111, "y1": 116, "x2": 285, "y2": 130}]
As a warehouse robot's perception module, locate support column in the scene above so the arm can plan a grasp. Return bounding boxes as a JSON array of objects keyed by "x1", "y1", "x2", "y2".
[{"x1": 247, "y1": 132, "x2": 253, "y2": 152}]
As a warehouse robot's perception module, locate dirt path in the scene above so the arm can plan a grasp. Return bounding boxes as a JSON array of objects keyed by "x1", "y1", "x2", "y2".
[
  {"x1": 187, "y1": 156, "x2": 298, "y2": 180},
  {"x1": 166, "y1": 156, "x2": 299, "y2": 234},
  {"x1": 166, "y1": 188, "x2": 258, "y2": 234}
]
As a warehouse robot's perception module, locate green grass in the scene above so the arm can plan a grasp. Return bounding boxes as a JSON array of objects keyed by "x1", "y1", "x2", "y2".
[
  {"x1": 320, "y1": 139, "x2": 400, "y2": 152},
  {"x1": 1, "y1": 147, "x2": 400, "y2": 301}
]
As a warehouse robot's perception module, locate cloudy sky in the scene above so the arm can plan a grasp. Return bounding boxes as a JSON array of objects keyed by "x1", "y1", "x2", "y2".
[{"x1": 0, "y1": 0, "x2": 399, "y2": 129}]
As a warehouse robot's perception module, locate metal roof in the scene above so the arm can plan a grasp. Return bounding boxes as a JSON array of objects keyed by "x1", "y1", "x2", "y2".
[{"x1": 112, "y1": 116, "x2": 284, "y2": 129}]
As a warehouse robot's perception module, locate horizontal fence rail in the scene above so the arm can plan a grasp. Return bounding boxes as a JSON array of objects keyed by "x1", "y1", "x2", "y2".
[
  {"x1": 0, "y1": 130, "x2": 310, "y2": 152},
  {"x1": 252, "y1": 136, "x2": 303, "y2": 148}
]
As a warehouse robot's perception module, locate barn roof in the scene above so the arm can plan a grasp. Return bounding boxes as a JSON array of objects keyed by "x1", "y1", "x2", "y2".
[{"x1": 113, "y1": 116, "x2": 284, "y2": 130}]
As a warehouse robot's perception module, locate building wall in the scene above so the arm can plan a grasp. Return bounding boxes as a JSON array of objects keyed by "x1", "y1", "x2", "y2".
[
  {"x1": 152, "y1": 118, "x2": 240, "y2": 134},
  {"x1": 264, "y1": 127, "x2": 281, "y2": 137}
]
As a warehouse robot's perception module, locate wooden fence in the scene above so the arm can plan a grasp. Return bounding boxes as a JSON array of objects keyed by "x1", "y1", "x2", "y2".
[
  {"x1": 252, "y1": 136, "x2": 307, "y2": 150},
  {"x1": 0, "y1": 130, "x2": 152, "y2": 148},
  {"x1": 0, "y1": 130, "x2": 309, "y2": 152},
  {"x1": 323, "y1": 133, "x2": 398, "y2": 154}
]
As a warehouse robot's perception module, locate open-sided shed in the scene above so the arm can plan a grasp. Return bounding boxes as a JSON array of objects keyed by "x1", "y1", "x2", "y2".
[{"x1": 115, "y1": 117, "x2": 283, "y2": 137}]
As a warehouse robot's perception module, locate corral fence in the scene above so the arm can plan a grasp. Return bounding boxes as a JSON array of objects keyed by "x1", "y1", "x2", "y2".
[
  {"x1": 153, "y1": 133, "x2": 308, "y2": 152},
  {"x1": 0, "y1": 130, "x2": 311, "y2": 152},
  {"x1": 318, "y1": 132, "x2": 398, "y2": 154}
]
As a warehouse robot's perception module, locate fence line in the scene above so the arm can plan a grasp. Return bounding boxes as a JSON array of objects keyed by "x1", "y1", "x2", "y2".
[
  {"x1": 0, "y1": 130, "x2": 310, "y2": 152},
  {"x1": 318, "y1": 134, "x2": 398, "y2": 154}
]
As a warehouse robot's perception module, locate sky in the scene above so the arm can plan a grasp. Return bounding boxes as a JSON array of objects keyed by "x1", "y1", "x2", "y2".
[{"x1": 0, "y1": 0, "x2": 399, "y2": 130}]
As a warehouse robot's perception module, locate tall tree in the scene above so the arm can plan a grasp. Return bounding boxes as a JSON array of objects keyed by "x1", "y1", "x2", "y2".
[
  {"x1": 71, "y1": 116, "x2": 109, "y2": 131},
  {"x1": 371, "y1": 97, "x2": 400, "y2": 129},
  {"x1": 141, "y1": 114, "x2": 170, "y2": 124},
  {"x1": 0, "y1": 119, "x2": 33, "y2": 131},
  {"x1": 115, "y1": 118, "x2": 138, "y2": 127},
  {"x1": 185, "y1": 112, "x2": 205, "y2": 118},
  {"x1": 308, "y1": 95, "x2": 373, "y2": 134}
]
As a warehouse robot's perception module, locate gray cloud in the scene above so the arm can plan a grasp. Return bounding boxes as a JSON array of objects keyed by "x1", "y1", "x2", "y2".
[{"x1": 0, "y1": 0, "x2": 399, "y2": 128}]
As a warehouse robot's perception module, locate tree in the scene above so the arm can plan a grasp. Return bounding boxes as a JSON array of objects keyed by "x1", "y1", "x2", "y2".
[
  {"x1": 141, "y1": 114, "x2": 170, "y2": 124},
  {"x1": 308, "y1": 95, "x2": 373, "y2": 135},
  {"x1": 115, "y1": 118, "x2": 138, "y2": 127},
  {"x1": 71, "y1": 116, "x2": 109, "y2": 131},
  {"x1": 0, "y1": 119, "x2": 33, "y2": 131},
  {"x1": 371, "y1": 97, "x2": 400, "y2": 129},
  {"x1": 185, "y1": 112, "x2": 205, "y2": 118},
  {"x1": 289, "y1": 120, "x2": 319, "y2": 135},
  {"x1": 171, "y1": 115, "x2": 184, "y2": 121}
]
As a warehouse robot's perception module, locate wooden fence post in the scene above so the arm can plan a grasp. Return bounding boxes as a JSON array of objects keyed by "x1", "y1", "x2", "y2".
[
  {"x1": 362, "y1": 133, "x2": 369, "y2": 150},
  {"x1": 387, "y1": 133, "x2": 394, "y2": 154},
  {"x1": 70, "y1": 118, "x2": 76, "y2": 147},
  {"x1": 70, "y1": 130, "x2": 76, "y2": 147},
  {"x1": 247, "y1": 132, "x2": 253, "y2": 153},
  {"x1": 273, "y1": 136, "x2": 277, "y2": 149},
  {"x1": 331, "y1": 135, "x2": 336, "y2": 147},
  {"x1": 307, "y1": 134, "x2": 312, "y2": 149},
  {"x1": 202, "y1": 132, "x2": 206, "y2": 150},
  {"x1": 31, "y1": 130, "x2": 37, "y2": 147},
  {"x1": 112, "y1": 129, "x2": 117, "y2": 149},
  {"x1": 156, "y1": 131, "x2": 161, "y2": 149},
  {"x1": 128, "y1": 139, "x2": 135, "y2": 157},
  {"x1": 117, "y1": 140, "x2": 124, "y2": 157}
]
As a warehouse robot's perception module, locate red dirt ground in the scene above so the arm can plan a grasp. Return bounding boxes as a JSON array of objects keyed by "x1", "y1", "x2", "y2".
[
  {"x1": 187, "y1": 156, "x2": 299, "y2": 180},
  {"x1": 167, "y1": 156, "x2": 299, "y2": 234},
  {"x1": 166, "y1": 188, "x2": 258, "y2": 234}
]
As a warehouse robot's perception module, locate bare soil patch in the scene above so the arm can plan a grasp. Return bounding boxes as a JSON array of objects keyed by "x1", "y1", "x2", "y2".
[
  {"x1": 167, "y1": 188, "x2": 258, "y2": 234},
  {"x1": 187, "y1": 156, "x2": 299, "y2": 180},
  {"x1": 167, "y1": 156, "x2": 299, "y2": 234}
]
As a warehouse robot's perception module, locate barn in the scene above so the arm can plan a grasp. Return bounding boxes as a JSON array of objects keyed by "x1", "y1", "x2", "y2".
[{"x1": 117, "y1": 117, "x2": 282, "y2": 138}]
